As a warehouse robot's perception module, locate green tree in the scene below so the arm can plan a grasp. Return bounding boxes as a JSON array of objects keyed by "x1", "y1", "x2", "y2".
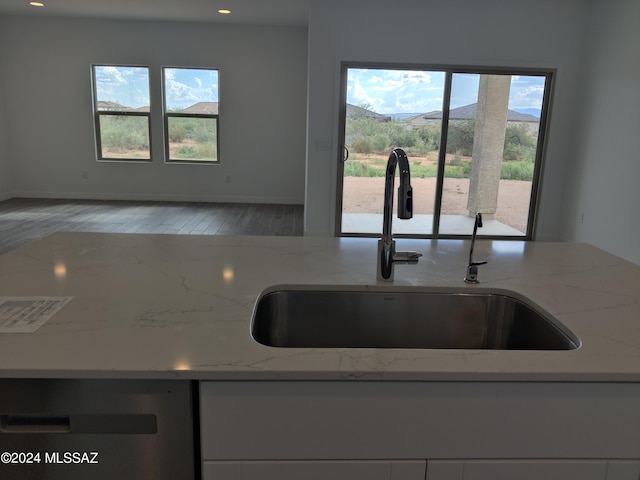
[
  {"x1": 446, "y1": 119, "x2": 475, "y2": 156},
  {"x1": 503, "y1": 124, "x2": 537, "y2": 162}
]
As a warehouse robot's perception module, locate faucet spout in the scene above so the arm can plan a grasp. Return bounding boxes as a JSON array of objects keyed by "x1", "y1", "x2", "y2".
[
  {"x1": 382, "y1": 148, "x2": 413, "y2": 241},
  {"x1": 464, "y1": 213, "x2": 488, "y2": 284},
  {"x1": 378, "y1": 148, "x2": 421, "y2": 281}
]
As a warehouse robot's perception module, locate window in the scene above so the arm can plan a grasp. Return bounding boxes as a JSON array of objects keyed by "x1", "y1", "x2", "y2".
[
  {"x1": 92, "y1": 65, "x2": 151, "y2": 161},
  {"x1": 338, "y1": 64, "x2": 552, "y2": 239},
  {"x1": 163, "y1": 67, "x2": 220, "y2": 163}
]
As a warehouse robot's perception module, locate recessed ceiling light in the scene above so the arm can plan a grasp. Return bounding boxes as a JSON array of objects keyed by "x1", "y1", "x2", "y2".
[
  {"x1": 29, "y1": 1, "x2": 45, "y2": 6},
  {"x1": 218, "y1": 9, "x2": 231, "y2": 15}
]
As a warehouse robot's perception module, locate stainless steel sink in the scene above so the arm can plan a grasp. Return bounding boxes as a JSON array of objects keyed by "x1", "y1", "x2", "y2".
[{"x1": 251, "y1": 286, "x2": 580, "y2": 350}]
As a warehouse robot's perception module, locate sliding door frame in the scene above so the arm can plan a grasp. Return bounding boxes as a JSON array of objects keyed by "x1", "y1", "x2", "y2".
[{"x1": 335, "y1": 61, "x2": 555, "y2": 240}]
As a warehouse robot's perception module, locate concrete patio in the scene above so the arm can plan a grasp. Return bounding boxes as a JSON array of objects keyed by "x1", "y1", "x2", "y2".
[{"x1": 342, "y1": 213, "x2": 525, "y2": 236}]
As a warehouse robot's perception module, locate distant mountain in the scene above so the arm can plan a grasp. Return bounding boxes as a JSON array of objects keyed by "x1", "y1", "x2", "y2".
[
  {"x1": 390, "y1": 112, "x2": 424, "y2": 120},
  {"x1": 512, "y1": 108, "x2": 541, "y2": 118},
  {"x1": 358, "y1": 106, "x2": 541, "y2": 122},
  {"x1": 346, "y1": 104, "x2": 391, "y2": 121},
  {"x1": 389, "y1": 107, "x2": 541, "y2": 121}
]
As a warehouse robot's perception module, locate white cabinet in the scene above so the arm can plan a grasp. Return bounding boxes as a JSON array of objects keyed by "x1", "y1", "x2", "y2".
[
  {"x1": 606, "y1": 461, "x2": 640, "y2": 480},
  {"x1": 426, "y1": 460, "x2": 607, "y2": 480},
  {"x1": 203, "y1": 460, "x2": 425, "y2": 480},
  {"x1": 199, "y1": 381, "x2": 640, "y2": 480},
  {"x1": 426, "y1": 460, "x2": 640, "y2": 480}
]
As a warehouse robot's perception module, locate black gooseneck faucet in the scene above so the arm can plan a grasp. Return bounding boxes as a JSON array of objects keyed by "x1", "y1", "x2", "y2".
[{"x1": 377, "y1": 148, "x2": 422, "y2": 281}]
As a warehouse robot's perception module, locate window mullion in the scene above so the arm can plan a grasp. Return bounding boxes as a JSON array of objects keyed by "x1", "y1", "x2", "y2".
[{"x1": 432, "y1": 70, "x2": 453, "y2": 238}]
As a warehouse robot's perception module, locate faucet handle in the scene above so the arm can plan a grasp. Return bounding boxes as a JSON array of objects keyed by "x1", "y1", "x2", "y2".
[
  {"x1": 465, "y1": 260, "x2": 487, "y2": 283},
  {"x1": 393, "y1": 251, "x2": 422, "y2": 264},
  {"x1": 464, "y1": 264, "x2": 481, "y2": 284},
  {"x1": 397, "y1": 184, "x2": 413, "y2": 219}
]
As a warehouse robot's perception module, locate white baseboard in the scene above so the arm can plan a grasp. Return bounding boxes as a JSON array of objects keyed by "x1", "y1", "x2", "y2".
[{"x1": 9, "y1": 191, "x2": 304, "y2": 205}]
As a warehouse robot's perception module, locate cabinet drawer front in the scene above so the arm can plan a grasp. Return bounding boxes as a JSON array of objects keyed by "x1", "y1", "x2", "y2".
[
  {"x1": 200, "y1": 381, "x2": 640, "y2": 460},
  {"x1": 203, "y1": 460, "x2": 426, "y2": 480},
  {"x1": 427, "y1": 460, "x2": 608, "y2": 480},
  {"x1": 200, "y1": 381, "x2": 427, "y2": 460}
]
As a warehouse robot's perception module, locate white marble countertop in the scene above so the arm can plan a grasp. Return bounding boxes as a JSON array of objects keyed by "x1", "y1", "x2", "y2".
[{"x1": 0, "y1": 232, "x2": 638, "y2": 381}]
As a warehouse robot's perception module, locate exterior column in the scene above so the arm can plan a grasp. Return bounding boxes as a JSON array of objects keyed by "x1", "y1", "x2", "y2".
[{"x1": 467, "y1": 74, "x2": 511, "y2": 218}]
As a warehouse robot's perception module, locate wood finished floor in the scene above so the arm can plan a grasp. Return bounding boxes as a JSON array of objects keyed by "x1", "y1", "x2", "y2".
[{"x1": 0, "y1": 198, "x2": 304, "y2": 255}]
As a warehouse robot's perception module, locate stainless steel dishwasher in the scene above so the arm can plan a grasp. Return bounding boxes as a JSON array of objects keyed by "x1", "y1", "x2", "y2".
[{"x1": 0, "y1": 379, "x2": 197, "y2": 479}]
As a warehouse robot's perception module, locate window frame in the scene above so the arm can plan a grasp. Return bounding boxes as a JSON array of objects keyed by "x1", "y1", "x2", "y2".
[
  {"x1": 162, "y1": 66, "x2": 221, "y2": 165},
  {"x1": 91, "y1": 64, "x2": 152, "y2": 162},
  {"x1": 336, "y1": 62, "x2": 555, "y2": 241}
]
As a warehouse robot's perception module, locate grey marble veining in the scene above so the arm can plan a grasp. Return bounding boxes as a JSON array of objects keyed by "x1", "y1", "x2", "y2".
[{"x1": 0, "y1": 232, "x2": 638, "y2": 381}]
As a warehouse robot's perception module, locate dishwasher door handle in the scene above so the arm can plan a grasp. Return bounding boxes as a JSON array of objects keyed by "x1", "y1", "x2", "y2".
[
  {"x1": 1, "y1": 414, "x2": 156, "y2": 434},
  {"x1": 1, "y1": 415, "x2": 70, "y2": 433}
]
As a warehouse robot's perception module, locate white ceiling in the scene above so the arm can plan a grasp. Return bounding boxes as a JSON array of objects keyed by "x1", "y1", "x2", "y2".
[{"x1": 0, "y1": 0, "x2": 310, "y2": 26}]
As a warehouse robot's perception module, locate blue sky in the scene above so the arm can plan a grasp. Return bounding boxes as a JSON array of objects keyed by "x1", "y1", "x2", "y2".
[
  {"x1": 93, "y1": 66, "x2": 219, "y2": 110},
  {"x1": 347, "y1": 68, "x2": 546, "y2": 116}
]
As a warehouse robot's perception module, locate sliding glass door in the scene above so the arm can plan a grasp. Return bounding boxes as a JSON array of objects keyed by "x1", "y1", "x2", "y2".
[{"x1": 336, "y1": 64, "x2": 552, "y2": 239}]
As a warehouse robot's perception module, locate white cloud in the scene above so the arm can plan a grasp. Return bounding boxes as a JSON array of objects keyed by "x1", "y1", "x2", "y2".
[
  {"x1": 347, "y1": 68, "x2": 445, "y2": 114},
  {"x1": 401, "y1": 71, "x2": 432, "y2": 84},
  {"x1": 352, "y1": 79, "x2": 380, "y2": 109},
  {"x1": 382, "y1": 79, "x2": 404, "y2": 91},
  {"x1": 163, "y1": 68, "x2": 219, "y2": 108},
  {"x1": 510, "y1": 85, "x2": 545, "y2": 109},
  {"x1": 98, "y1": 66, "x2": 126, "y2": 84},
  {"x1": 166, "y1": 79, "x2": 199, "y2": 106},
  {"x1": 94, "y1": 66, "x2": 150, "y2": 108}
]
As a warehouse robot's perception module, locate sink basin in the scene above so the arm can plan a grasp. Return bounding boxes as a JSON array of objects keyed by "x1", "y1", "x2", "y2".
[{"x1": 251, "y1": 286, "x2": 580, "y2": 350}]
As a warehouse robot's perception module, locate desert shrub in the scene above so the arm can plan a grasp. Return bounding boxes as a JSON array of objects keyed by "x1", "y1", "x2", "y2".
[
  {"x1": 371, "y1": 134, "x2": 390, "y2": 153},
  {"x1": 505, "y1": 124, "x2": 537, "y2": 148},
  {"x1": 175, "y1": 145, "x2": 196, "y2": 157},
  {"x1": 193, "y1": 123, "x2": 217, "y2": 143},
  {"x1": 446, "y1": 119, "x2": 475, "y2": 156},
  {"x1": 100, "y1": 116, "x2": 149, "y2": 152},
  {"x1": 503, "y1": 143, "x2": 536, "y2": 163},
  {"x1": 450, "y1": 151, "x2": 464, "y2": 167},
  {"x1": 194, "y1": 142, "x2": 217, "y2": 159},
  {"x1": 501, "y1": 160, "x2": 534, "y2": 181},
  {"x1": 504, "y1": 124, "x2": 537, "y2": 162},
  {"x1": 168, "y1": 117, "x2": 217, "y2": 143},
  {"x1": 168, "y1": 124, "x2": 189, "y2": 142},
  {"x1": 388, "y1": 126, "x2": 417, "y2": 149},
  {"x1": 416, "y1": 125, "x2": 441, "y2": 150},
  {"x1": 351, "y1": 137, "x2": 373, "y2": 154},
  {"x1": 172, "y1": 142, "x2": 217, "y2": 161}
]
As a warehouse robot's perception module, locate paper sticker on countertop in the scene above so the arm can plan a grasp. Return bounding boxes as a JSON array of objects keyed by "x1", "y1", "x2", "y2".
[{"x1": 0, "y1": 297, "x2": 73, "y2": 333}]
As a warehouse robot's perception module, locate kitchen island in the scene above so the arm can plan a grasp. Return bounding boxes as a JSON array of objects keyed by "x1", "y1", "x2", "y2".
[
  {"x1": 0, "y1": 232, "x2": 637, "y2": 381},
  {"x1": 1, "y1": 233, "x2": 639, "y2": 480}
]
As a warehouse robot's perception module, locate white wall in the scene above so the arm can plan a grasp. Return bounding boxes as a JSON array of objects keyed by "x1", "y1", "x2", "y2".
[
  {"x1": 2, "y1": 2, "x2": 637, "y2": 264},
  {"x1": 304, "y1": 0, "x2": 590, "y2": 237},
  {"x1": 0, "y1": 15, "x2": 307, "y2": 204},
  {"x1": 566, "y1": 0, "x2": 640, "y2": 264},
  {"x1": 0, "y1": 47, "x2": 10, "y2": 200}
]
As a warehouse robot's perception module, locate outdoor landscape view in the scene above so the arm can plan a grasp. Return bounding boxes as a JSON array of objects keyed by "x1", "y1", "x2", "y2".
[
  {"x1": 341, "y1": 68, "x2": 547, "y2": 236},
  {"x1": 93, "y1": 66, "x2": 219, "y2": 162},
  {"x1": 91, "y1": 65, "x2": 547, "y2": 236}
]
